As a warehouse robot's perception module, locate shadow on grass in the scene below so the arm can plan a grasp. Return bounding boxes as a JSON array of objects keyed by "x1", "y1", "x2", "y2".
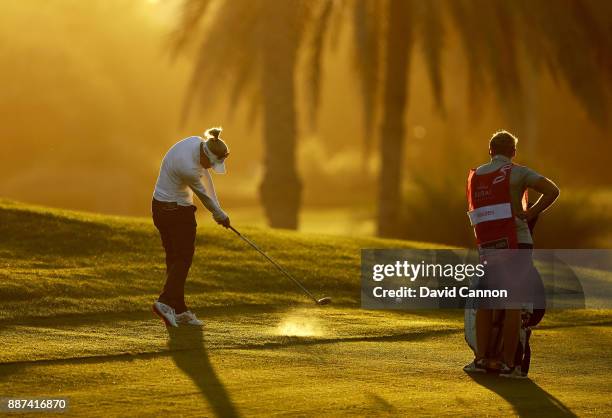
[
  {"x1": 1, "y1": 304, "x2": 283, "y2": 328},
  {"x1": 468, "y1": 373, "x2": 576, "y2": 417},
  {"x1": 168, "y1": 327, "x2": 240, "y2": 418}
]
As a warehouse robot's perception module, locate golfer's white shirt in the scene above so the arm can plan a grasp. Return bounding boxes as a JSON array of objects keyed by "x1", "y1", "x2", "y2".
[
  {"x1": 475, "y1": 155, "x2": 543, "y2": 244},
  {"x1": 153, "y1": 136, "x2": 228, "y2": 221}
]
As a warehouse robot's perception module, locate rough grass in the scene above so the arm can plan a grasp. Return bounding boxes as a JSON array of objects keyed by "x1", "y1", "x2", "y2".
[
  {"x1": 0, "y1": 199, "x2": 438, "y2": 321},
  {"x1": 0, "y1": 200, "x2": 610, "y2": 417}
]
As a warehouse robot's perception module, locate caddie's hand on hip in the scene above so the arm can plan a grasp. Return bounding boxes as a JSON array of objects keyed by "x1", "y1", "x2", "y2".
[{"x1": 517, "y1": 209, "x2": 539, "y2": 223}]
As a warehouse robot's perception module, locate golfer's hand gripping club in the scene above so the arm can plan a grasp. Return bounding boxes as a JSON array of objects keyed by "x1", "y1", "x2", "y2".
[{"x1": 218, "y1": 216, "x2": 231, "y2": 228}]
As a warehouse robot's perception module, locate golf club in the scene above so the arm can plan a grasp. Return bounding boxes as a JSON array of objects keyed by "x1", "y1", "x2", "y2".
[{"x1": 229, "y1": 226, "x2": 331, "y2": 306}]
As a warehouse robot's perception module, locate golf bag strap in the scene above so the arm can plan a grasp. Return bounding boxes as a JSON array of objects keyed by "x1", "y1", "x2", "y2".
[{"x1": 521, "y1": 328, "x2": 532, "y2": 375}]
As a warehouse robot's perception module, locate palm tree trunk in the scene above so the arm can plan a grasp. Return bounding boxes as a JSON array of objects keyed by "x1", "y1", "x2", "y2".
[
  {"x1": 377, "y1": 0, "x2": 412, "y2": 237},
  {"x1": 259, "y1": 0, "x2": 301, "y2": 229}
]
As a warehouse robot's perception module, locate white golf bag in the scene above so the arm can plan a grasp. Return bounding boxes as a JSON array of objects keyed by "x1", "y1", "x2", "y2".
[{"x1": 464, "y1": 306, "x2": 544, "y2": 375}]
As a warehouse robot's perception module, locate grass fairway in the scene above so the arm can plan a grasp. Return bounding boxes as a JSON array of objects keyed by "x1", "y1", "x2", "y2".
[{"x1": 1, "y1": 200, "x2": 611, "y2": 417}]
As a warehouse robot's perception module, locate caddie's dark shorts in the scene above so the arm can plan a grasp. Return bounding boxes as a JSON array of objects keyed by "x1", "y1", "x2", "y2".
[{"x1": 476, "y1": 244, "x2": 545, "y2": 309}]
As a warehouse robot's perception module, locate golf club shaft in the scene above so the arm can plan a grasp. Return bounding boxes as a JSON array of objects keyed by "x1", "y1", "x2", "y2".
[{"x1": 229, "y1": 226, "x2": 319, "y2": 303}]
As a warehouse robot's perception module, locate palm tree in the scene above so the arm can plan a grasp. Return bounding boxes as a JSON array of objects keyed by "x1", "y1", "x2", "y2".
[
  {"x1": 174, "y1": 0, "x2": 611, "y2": 237},
  {"x1": 171, "y1": 0, "x2": 332, "y2": 229},
  {"x1": 345, "y1": 0, "x2": 611, "y2": 236}
]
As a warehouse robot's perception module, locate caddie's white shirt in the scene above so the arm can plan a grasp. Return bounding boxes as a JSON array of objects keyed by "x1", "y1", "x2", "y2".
[
  {"x1": 153, "y1": 136, "x2": 227, "y2": 221},
  {"x1": 475, "y1": 155, "x2": 543, "y2": 244}
]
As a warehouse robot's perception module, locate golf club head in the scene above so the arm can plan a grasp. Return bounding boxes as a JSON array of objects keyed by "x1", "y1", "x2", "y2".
[{"x1": 316, "y1": 297, "x2": 332, "y2": 306}]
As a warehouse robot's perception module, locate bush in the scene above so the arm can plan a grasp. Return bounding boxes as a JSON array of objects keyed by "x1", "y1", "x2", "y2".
[{"x1": 399, "y1": 177, "x2": 610, "y2": 249}]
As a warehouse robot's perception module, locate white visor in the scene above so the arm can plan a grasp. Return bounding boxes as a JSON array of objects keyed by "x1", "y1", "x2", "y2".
[{"x1": 203, "y1": 141, "x2": 226, "y2": 174}]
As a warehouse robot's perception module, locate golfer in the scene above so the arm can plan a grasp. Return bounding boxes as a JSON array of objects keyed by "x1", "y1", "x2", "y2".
[
  {"x1": 151, "y1": 127, "x2": 230, "y2": 327},
  {"x1": 464, "y1": 130, "x2": 559, "y2": 378}
]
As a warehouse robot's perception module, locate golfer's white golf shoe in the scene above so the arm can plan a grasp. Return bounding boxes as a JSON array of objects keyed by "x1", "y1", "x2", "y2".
[
  {"x1": 152, "y1": 301, "x2": 178, "y2": 327},
  {"x1": 175, "y1": 311, "x2": 204, "y2": 326}
]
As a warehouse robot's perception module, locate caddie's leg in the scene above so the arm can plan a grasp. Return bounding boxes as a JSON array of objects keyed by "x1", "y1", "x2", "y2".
[
  {"x1": 502, "y1": 309, "x2": 521, "y2": 367},
  {"x1": 476, "y1": 309, "x2": 493, "y2": 360}
]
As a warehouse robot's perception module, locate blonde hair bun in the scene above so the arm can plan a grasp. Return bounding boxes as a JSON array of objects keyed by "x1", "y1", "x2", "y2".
[{"x1": 204, "y1": 127, "x2": 223, "y2": 140}]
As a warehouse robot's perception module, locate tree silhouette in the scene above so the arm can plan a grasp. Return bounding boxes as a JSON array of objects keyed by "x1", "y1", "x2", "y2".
[
  {"x1": 175, "y1": 0, "x2": 611, "y2": 236},
  {"x1": 345, "y1": 0, "x2": 611, "y2": 236},
  {"x1": 172, "y1": 0, "x2": 332, "y2": 229}
]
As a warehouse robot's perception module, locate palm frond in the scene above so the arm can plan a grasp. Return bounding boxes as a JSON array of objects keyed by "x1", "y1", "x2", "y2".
[
  {"x1": 529, "y1": 0, "x2": 611, "y2": 125},
  {"x1": 416, "y1": 0, "x2": 444, "y2": 114},
  {"x1": 303, "y1": 0, "x2": 334, "y2": 127},
  {"x1": 180, "y1": 0, "x2": 264, "y2": 124},
  {"x1": 327, "y1": 0, "x2": 349, "y2": 50},
  {"x1": 352, "y1": 0, "x2": 383, "y2": 142},
  {"x1": 169, "y1": 0, "x2": 213, "y2": 59},
  {"x1": 446, "y1": 0, "x2": 487, "y2": 112}
]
